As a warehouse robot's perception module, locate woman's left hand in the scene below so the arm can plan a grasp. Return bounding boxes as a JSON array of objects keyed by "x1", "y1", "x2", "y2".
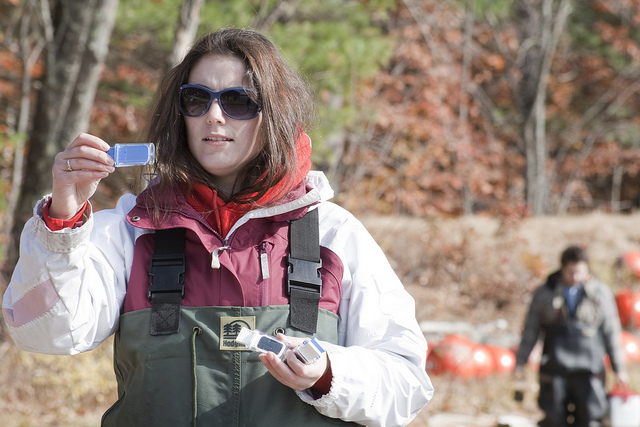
[{"x1": 259, "y1": 334, "x2": 330, "y2": 391}]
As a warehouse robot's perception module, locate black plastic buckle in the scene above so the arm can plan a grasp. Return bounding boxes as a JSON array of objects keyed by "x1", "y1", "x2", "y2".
[
  {"x1": 287, "y1": 256, "x2": 322, "y2": 295},
  {"x1": 148, "y1": 253, "x2": 186, "y2": 299}
]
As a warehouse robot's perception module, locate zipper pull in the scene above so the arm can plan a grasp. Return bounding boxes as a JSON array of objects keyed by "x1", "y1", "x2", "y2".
[
  {"x1": 211, "y1": 246, "x2": 229, "y2": 269},
  {"x1": 259, "y1": 242, "x2": 270, "y2": 280}
]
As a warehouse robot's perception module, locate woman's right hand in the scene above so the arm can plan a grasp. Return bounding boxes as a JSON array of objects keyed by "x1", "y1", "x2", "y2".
[{"x1": 49, "y1": 133, "x2": 115, "y2": 219}]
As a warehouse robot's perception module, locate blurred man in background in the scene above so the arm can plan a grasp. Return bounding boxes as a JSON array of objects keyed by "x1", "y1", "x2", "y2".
[{"x1": 514, "y1": 245, "x2": 629, "y2": 427}]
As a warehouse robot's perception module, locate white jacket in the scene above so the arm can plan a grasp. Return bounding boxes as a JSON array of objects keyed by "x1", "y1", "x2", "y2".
[{"x1": 3, "y1": 171, "x2": 433, "y2": 426}]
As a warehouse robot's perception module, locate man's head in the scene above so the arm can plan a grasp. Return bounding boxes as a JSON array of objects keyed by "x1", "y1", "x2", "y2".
[{"x1": 560, "y1": 245, "x2": 590, "y2": 286}]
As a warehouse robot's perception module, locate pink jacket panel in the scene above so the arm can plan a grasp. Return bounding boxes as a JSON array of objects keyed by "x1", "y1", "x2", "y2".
[{"x1": 123, "y1": 188, "x2": 343, "y2": 314}]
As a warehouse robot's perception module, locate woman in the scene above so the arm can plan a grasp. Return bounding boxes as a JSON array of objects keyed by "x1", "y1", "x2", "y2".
[{"x1": 3, "y1": 28, "x2": 433, "y2": 426}]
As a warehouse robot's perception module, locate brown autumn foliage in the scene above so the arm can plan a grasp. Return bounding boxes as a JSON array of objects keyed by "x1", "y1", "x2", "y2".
[
  {"x1": 337, "y1": 1, "x2": 517, "y2": 217},
  {"x1": 336, "y1": 0, "x2": 640, "y2": 218}
]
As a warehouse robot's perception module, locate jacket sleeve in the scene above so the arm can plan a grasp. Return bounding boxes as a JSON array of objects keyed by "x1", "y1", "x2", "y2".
[
  {"x1": 2, "y1": 194, "x2": 137, "y2": 354},
  {"x1": 298, "y1": 202, "x2": 433, "y2": 427},
  {"x1": 599, "y1": 283, "x2": 627, "y2": 375},
  {"x1": 515, "y1": 287, "x2": 544, "y2": 368}
]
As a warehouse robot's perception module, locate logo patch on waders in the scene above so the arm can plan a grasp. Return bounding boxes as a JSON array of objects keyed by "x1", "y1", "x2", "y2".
[{"x1": 220, "y1": 316, "x2": 255, "y2": 351}]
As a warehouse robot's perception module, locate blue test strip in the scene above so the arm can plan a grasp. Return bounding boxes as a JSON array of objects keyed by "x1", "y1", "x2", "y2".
[{"x1": 107, "y1": 143, "x2": 155, "y2": 167}]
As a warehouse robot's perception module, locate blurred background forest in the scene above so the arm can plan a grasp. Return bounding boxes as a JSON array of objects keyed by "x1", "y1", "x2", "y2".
[{"x1": 3, "y1": 0, "x2": 640, "y2": 426}]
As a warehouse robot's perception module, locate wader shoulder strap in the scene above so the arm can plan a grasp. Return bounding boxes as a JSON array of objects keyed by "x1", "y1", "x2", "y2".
[
  {"x1": 148, "y1": 228, "x2": 186, "y2": 335},
  {"x1": 287, "y1": 208, "x2": 322, "y2": 334}
]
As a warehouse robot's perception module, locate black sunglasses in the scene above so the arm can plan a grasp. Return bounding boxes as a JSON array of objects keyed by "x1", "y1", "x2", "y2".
[{"x1": 178, "y1": 84, "x2": 262, "y2": 120}]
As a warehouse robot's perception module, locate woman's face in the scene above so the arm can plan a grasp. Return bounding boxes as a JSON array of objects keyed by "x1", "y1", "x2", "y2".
[{"x1": 184, "y1": 54, "x2": 262, "y2": 194}]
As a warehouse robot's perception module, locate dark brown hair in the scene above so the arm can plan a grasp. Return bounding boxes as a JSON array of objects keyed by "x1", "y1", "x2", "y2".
[
  {"x1": 141, "y1": 28, "x2": 315, "y2": 217},
  {"x1": 560, "y1": 245, "x2": 589, "y2": 266}
]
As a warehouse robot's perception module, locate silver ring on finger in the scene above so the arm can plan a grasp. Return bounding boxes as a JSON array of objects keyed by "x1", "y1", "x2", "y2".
[{"x1": 66, "y1": 158, "x2": 73, "y2": 172}]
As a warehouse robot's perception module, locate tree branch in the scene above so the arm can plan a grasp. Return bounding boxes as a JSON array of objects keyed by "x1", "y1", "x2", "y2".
[{"x1": 166, "y1": 0, "x2": 204, "y2": 71}]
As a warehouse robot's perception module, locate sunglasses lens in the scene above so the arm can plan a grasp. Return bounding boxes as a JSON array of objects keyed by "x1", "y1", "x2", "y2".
[
  {"x1": 179, "y1": 86, "x2": 261, "y2": 119},
  {"x1": 220, "y1": 89, "x2": 260, "y2": 120},
  {"x1": 180, "y1": 86, "x2": 211, "y2": 117}
]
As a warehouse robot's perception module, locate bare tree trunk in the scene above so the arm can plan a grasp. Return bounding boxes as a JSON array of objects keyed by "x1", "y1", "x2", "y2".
[
  {"x1": 556, "y1": 131, "x2": 597, "y2": 215},
  {"x1": 460, "y1": 0, "x2": 475, "y2": 124},
  {"x1": 524, "y1": 119, "x2": 537, "y2": 211},
  {"x1": 7, "y1": 0, "x2": 118, "y2": 271},
  {"x1": 518, "y1": 0, "x2": 572, "y2": 215},
  {"x1": 611, "y1": 165, "x2": 623, "y2": 213},
  {"x1": 166, "y1": 0, "x2": 204, "y2": 71},
  {"x1": 460, "y1": 0, "x2": 476, "y2": 215},
  {"x1": 3, "y1": 10, "x2": 46, "y2": 271}
]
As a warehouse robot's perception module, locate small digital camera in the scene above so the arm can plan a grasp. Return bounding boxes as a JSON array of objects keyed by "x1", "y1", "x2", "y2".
[{"x1": 235, "y1": 327, "x2": 325, "y2": 364}]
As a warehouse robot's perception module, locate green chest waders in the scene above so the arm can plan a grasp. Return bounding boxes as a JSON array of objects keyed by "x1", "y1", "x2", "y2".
[
  {"x1": 103, "y1": 209, "x2": 355, "y2": 426},
  {"x1": 103, "y1": 307, "x2": 354, "y2": 426}
]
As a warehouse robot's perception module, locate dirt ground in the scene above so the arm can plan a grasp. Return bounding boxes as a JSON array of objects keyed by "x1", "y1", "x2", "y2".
[{"x1": 2, "y1": 212, "x2": 640, "y2": 426}]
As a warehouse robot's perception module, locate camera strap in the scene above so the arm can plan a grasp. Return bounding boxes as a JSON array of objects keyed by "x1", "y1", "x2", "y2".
[
  {"x1": 287, "y1": 208, "x2": 322, "y2": 334},
  {"x1": 148, "y1": 227, "x2": 186, "y2": 335}
]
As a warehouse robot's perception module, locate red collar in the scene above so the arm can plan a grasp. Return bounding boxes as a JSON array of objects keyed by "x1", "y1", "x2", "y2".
[
  {"x1": 187, "y1": 185, "x2": 248, "y2": 236},
  {"x1": 186, "y1": 132, "x2": 312, "y2": 236}
]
